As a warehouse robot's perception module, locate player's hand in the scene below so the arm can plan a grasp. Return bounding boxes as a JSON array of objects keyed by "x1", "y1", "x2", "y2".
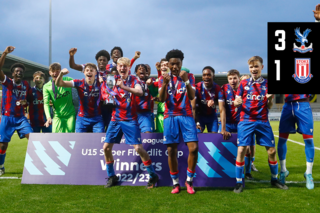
[
  {"x1": 266, "y1": 93, "x2": 273, "y2": 100},
  {"x1": 207, "y1": 100, "x2": 215, "y2": 108},
  {"x1": 152, "y1": 96, "x2": 159, "y2": 102},
  {"x1": 69, "y1": 48, "x2": 77, "y2": 56},
  {"x1": 155, "y1": 62, "x2": 160, "y2": 71},
  {"x1": 221, "y1": 130, "x2": 231, "y2": 140},
  {"x1": 19, "y1": 100, "x2": 27, "y2": 106},
  {"x1": 116, "y1": 78, "x2": 124, "y2": 88},
  {"x1": 146, "y1": 78, "x2": 153, "y2": 86},
  {"x1": 134, "y1": 51, "x2": 141, "y2": 59},
  {"x1": 60, "y1": 68, "x2": 69, "y2": 75},
  {"x1": 163, "y1": 73, "x2": 170, "y2": 85},
  {"x1": 313, "y1": 4, "x2": 320, "y2": 20},
  {"x1": 179, "y1": 70, "x2": 188, "y2": 82},
  {"x1": 4, "y1": 46, "x2": 15, "y2": 54},
  {"x1": 44, "y1": 118, "x2": 52, "y2": 128},
  {"x1": 196, "y1": 124, "x2": 202, "y2": 132},
  {"x1": 49, "y1": 100, "x2": 53, "y2": 106},
  {"x1": 234, "y1": 96, "x2": 242, "y2": 107},
  {"x1": 99, "y1": 76, "x2": 104, "y2": 83}
]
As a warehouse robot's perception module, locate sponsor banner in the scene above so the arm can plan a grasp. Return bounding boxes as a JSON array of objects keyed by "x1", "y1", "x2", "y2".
[{"x1": 22, "y1": 133, "x2": 238, "y2": 187}]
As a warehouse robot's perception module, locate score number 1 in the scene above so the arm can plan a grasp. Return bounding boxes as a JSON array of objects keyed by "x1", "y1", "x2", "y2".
[{"x1": 274, "y1": 30, "x2": 285, "y2": 81}]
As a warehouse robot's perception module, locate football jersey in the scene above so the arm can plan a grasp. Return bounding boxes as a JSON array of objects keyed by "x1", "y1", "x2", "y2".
[
  {"x1": 195, "y1": 81, "x2": 220, "y2": 116},
  {"x1": 29, "y1": 86, "x2": 46, "y2": 127},
  {"x1": 135, "y1": 78, "x2": 153, "y2": 112},
  {"x1": 236, "y1": 77, "x2": 269, "y2": 122},
  {"x1": 81, "y1": 64, "x2": 110, "y2": 80},
  {"x1": 73, "y1": 79, "x2": 101, "y2": 117},
  {"x1": 111, "y1": 75, "x2": 140, "y2": 121},
  {"x1": 1, "y1": 76, "x2": 32, "y2": 117},
  {"x1": 158, "y1": 73, "x2": 195, "y2": 119},
  {"x1": 284, "y1": 94, "x2": 310, "y2": 102},
  {"x1": 218, "y1": 84, "x2": 240, "y2": 123}
]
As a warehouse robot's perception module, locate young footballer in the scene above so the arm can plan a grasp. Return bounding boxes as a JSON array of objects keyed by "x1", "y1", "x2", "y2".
[
  {"x1": 29, "y1": 71, "x2": 52, "y2": 132},
  {"x1": 277, "y1": 94, "x2": 315, "y2": 189},
  {"x1": 192, "y1": 66, "x2": 220, "y2": 133},
  {"x1": 233, "y1": 56, "x2": 288, "y2": 193},
  {"x1": 134, "y1": 64, "x2": 154, "y2": 133},
  {"x1": 0, "y1": 46, "x2": 33, "y2": 176},
  {"x1": 103, "y1": 57, "x2": 158, "y2": 188},
  {"x1": 158, "y1": 49, "x2": 198, "y2": 194},
  {"x1": 56, "y1": 64, "x2": 104, "y2": 133},
  {"x1": 43, "y1": 63, "x2": 76, "y2": 133},
  {"x1": 106, "y1": 46, "x2": 140, "y2": 71}
]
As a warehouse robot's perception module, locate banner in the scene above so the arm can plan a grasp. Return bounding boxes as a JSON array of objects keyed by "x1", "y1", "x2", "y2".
[{"x1": 21, "y1": 133, "x2": 239, "y2": 187}]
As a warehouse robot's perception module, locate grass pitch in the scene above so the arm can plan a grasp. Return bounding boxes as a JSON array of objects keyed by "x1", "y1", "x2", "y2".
[{"x1": 0, "y1": 121, "x2": 319, "y2": 212}]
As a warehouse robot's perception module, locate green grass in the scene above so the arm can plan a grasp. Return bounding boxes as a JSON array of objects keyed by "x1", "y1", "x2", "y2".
[{"x1": 1, "y1": 122, "x2": 320, "y2": 212}]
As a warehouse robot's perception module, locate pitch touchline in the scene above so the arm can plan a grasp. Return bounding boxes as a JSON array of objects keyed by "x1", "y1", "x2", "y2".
[
  {"x1": 274, "y1": 134, "x2": 320, "y2": 151},
  {"x1": 0, "y1": 177, "x2": 21, "y2": 179},
  {"x1": 246, "y1": 180, "x2": 320, "y2": 184}
]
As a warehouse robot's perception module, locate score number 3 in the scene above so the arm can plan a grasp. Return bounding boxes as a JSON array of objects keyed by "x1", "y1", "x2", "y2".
[{"x1": 274, "y1": 30, "x2": 285, "y2": 81}]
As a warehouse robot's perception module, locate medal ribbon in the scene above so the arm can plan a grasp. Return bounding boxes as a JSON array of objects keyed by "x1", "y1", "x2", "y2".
[{"x1": 169, "y1": 75, "x2": 179, "y2": 95}]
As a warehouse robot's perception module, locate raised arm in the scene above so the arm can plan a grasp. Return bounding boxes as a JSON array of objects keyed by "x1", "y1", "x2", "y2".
[
  {"x1": 159, "y1": 74, "x2": 170, "y2": 102},
  {"x1": 55, "y1": 68, "x2": 74, "y2": 87},
  {"x1": 130, "y1": 51, "x2": 141, "y2": 68},
  {"x1": 313, "y1": 4, "x2": 320, "y2": 21},
  {"x1": 0, "y1": 46, "x2": 15, "y2": 82},
  {"x1": 116, "y1": 78, "x2": 143, "y2": 96},
  {"x1": 69, "y1": 48, "x2": 83, "y2": 71}
]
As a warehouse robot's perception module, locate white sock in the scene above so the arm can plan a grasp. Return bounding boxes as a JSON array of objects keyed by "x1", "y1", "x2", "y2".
[
  {"x1": 0, "y1": 164, "x2": 4, "y2": 169},
  {"x1": 236, "y1": 178, "x2": 242, "y2": 182},
  {"x1": 306, "y1": 162, "x2": 313, "y2": 175},
  {"x1": 172, "y1": 178, "x2": 179, "y2": 185},
  {"x1": 187, "y1": 176, "x2": 193, "y2": 182},
  {"x1": 272, "y1": 174, "x2": 278, "y2": 179},
  {"x1": 280, "y1": 160, "x2": 287, "y2": 172}
]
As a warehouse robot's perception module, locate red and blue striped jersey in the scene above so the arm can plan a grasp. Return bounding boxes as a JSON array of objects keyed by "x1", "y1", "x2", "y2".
[
  {"x1": 158, "y1": 73, "x2": 195, "y2": 119},
  {"x1": 284, "y1": 94, "x2": 310, "y2": 102},
  {"x1": 1, "y1": 76, "x2": 32, "y2": 117},
  {"x1": 72, "y1": 79, "x2": 101, "y2": 117},
  {"x1": 195, "y1": 81, "x2": 220, "y2": 116},
  {"x1": 135, "y1": 79, "x2": 153, "y2": 113},
  {"x1": 111, "y1": 75, "x2": 140, "y2": 121},
  {"x1": 29, "y1": 86, "x2": 46, "y2": 127},
  {"x1": 218, "y1": 84, "x2": 240, "y2": 124},
  {"x1": 236, "y1": 77, "x2": 269, "y2": 122}
]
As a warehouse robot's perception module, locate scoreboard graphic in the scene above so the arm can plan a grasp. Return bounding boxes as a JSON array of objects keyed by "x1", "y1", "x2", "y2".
[{"x1": 268, "y1": 23, "x2": 320, "y2": 94}]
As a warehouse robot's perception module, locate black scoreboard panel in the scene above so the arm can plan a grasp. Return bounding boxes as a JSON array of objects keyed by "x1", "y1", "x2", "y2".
[{"x1": 268, "y1": 22, "x2": 320, "y2": 94}]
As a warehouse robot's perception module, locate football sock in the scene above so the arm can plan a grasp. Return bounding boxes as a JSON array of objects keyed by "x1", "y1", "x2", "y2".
[
  {"x1": 251, "y1": 157, "x2": 255, "y2": 165},
  {"x1": 170, "y1": 171, "x2": 179, "y2": 185},
  {"x1": 268, "y1": 160, "x2": 278, "y2": 180},
  {"x1": 235, "y1": 161, "x2": 244, "y2": 183},
  {"x1": 186, "y1": 168, "x2": 195, "y2": 182},
  {"x1": 0, "y1": 149, "x2": 6, "y2": 169},
  {"x1": 303, "y1": 134, "x2": 314, "y2": 174},
  {"x1": 143, "y1": 159, "x2": 156, "y2": 178},
  {"x1": 244, "y1": 154, "x2": 251, "y2": 174},
  {"x1": 278, "y1": 133, "x2": 289, "y2": 172},
  {"x1": 106, "y1": 160, "x2": 115, "y2": 177}
]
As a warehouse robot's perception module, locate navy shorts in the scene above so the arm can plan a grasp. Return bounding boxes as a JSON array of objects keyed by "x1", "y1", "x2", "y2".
[
  {"x1": 199, "y1": 114, "x2": 218, "y2": 132},
  {"x1": 75, "y1": 116, "x2": 105, "y2": 133}
]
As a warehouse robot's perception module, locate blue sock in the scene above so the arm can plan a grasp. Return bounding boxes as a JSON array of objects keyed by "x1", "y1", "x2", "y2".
[
  {"x1": 106, "y1": 161, "x2": 115, "y2": 177},
  {"x1": 277, "y1": 134, "x2": 288, "y2": 161},
  {"x1": 235, "y1": 161, "x2": 244, "y2": 183},
  {"x1": 187, "y1": 168, "x2": 195, "y2": 182},
  {"x1": 245, "y1": 155, "x2": 251, "y2": 174},
  {"x1": 251, "y1": 157, "x2": 255, "y2": 165},
  {"x1": 0, "y1": 151, "x2": 6, "y2": 168},
  {"x1": 303, "y1": 136, "x2": 314, "y2": 163},
  {"x1": 143, "y1": 160, "x2": 156, "y2": 178},
  {"x1": 170, "y1": 171, "x2": 179, "y2": 185},
  {"x1": 268, "y1": 160, "x2": 278, "y2": 180}
]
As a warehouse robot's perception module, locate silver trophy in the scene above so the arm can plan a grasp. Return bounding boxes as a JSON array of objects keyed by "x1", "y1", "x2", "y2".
[{"x1": 105, "y1": 75, "x2": 116, "y2": 105}]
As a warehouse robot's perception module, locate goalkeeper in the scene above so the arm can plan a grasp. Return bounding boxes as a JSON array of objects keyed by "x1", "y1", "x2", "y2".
[{"x1": 43, "y1": 63, "x2": 76, "y2": 132}]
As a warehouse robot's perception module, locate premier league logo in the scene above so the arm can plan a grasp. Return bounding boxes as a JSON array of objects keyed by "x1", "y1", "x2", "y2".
[
  {"x1": 293, "y1": 58, "x2": 313, "y2": 84},
  {"x1": 293, "y1": 28, "x2": 313, "y2": 53}
]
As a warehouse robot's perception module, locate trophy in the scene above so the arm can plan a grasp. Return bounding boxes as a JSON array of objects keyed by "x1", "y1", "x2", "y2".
[{"x1": 104, "y1": 75, "x2": 116, "y2": 106}]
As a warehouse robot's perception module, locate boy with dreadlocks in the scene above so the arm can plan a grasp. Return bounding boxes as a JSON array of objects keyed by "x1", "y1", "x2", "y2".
[{"x1": 158, "y1": 49, "x2": 198, "y2": 194}]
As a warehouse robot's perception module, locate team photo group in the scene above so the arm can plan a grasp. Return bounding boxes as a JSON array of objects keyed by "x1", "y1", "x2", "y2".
[{"x1": 0, "y1": 5, "x2": 319, "y2": 194}]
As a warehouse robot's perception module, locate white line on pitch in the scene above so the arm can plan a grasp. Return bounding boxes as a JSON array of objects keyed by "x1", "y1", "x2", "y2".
[
  {"x1": 274, "y1": 134, "x2": 320, "y2": 151},
  {"x1": 0, "y1": 177, "x2": 21, "y2": 179},
  {"x1": 246, "y1": 180, "x2": 320, "y2": 184}
]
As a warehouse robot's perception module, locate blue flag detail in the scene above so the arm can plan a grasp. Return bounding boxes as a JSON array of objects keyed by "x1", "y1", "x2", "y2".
[
  {"x1": 205, "y1": 142, "x2": 236, "y2": 178},
  {"x1": 197, "y1": 152, "x2": 221, "y2": 178},
  {"x1": 33, "y1": 141, "x2": 65, "y2": 175}
]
